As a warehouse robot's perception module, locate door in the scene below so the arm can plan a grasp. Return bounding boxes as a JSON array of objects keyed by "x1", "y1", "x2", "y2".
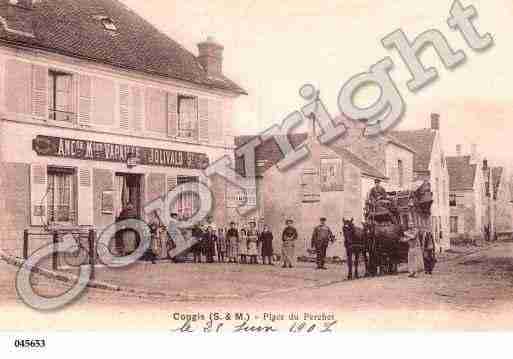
[{"x1": 115, "y1": 173, "x2": 143, "y2": 219}]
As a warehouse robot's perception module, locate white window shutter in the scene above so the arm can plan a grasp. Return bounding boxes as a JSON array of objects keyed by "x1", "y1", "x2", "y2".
[
  {"x1": 78, "y1": 74, "x2": 92, "y2": 126},
  {"x1": 132, "y1": 86, "x2": 143, "y2": 131},
  {"x1": 119, "y1": 84, "x2": 130, "y2": 130},
  {"x1": 208, "y1": 99, "x2": 223, "y2": 145},
  {"x1": 31, "y1": 64, "x2": 48, "y2": 119},
  {"x1": 167, "y1": 92, "x2": 178, "y2": 138},
  {"x1": 78, "y1": 167, "x2": 93, "y2": 225},
  {"x1": 6, "y1": 59, "x2": 31, "y2": 115},
  {"x1": 198, "y1": 97, "x2": 209, "y2": 142},
  {"x1": 30, "y1": 163, "x2": 48, "y2": 226}
]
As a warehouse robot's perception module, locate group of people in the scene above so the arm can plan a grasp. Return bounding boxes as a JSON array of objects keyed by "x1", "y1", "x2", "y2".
[{"x1": 189, "y1": 221, "x2": 276, "y2": 265}]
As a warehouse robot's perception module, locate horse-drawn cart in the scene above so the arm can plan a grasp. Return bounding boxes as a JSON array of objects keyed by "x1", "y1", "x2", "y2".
[
  {"x1": 343, "y1": 180, "x2": 433, "y2": 278},
  {"x1": 365, "y1": 180, "x2": 434, "y2": 275}
]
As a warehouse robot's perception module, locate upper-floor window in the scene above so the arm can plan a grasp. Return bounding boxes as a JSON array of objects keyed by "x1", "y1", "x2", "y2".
[
  {"x1": 48, "y1": 70, "x2": 75, "y2": 122},
  {"x1": 302, "y1": 168, "x2": 320, "y2": 203},
  {"x1": 320, "y1": 158, "x2": 343, "y2": 192},
  {"x1": 397, "y1": 159, "x2": 404, "y2": 188},
  {"x1": 178, "y1": 95, "x2": 198, "y2": 139},
  {"x1": 449, "y1": 193, "x2": 456, "y2": 207}
]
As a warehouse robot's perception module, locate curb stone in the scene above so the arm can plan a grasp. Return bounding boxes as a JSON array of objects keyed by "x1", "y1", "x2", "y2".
[{"x1": 0, "y1": 248, "x2": 244, "y2": 301}]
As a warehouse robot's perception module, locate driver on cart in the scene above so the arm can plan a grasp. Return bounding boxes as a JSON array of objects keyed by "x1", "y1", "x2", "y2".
[{"x1": 369, "y1": 179, "x2": 387, "y2": 202}]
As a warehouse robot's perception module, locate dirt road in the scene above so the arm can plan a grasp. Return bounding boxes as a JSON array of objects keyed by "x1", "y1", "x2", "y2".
[{"x1": 1, "y1": 241, "x2": 512, "y2": 330}]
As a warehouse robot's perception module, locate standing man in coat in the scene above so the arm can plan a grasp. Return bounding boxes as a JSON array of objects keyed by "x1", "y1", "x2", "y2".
[{"x1": 311, "y1": 217, "x2": 335, "y2": 270}]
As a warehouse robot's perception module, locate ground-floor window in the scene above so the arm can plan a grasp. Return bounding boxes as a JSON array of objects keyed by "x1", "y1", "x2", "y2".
[
  {"x1": 450, "y1": 216, "x2": 458, "y2": 233},
  {"x1": 47, "y1": 166, "x2": 76, "y2": 224}
]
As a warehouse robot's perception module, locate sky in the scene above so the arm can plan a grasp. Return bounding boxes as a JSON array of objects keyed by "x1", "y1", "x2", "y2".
[{"x1": 120, "y1": 0, "x2": 513, "y2": 166}]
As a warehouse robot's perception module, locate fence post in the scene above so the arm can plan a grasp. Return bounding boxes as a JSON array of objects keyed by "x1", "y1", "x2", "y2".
[
  {"x1": 23, "y1": 229, "x2": 29, "y2": 260},
  {"x1": 88, "y1": 229, "x2": 95, "y2": 280},
  {"x1": 52, "y1": 231, "x2": 58, "y2": 271}
]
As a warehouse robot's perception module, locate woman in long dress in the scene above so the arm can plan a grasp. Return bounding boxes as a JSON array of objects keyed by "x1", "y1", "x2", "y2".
[
  {"x1": 216, "y1": 228, "x2": 227, "y2": 263},
  {"x1": 226, "y1": 222, "x2": 239, "y2": 263},
  {"x1": 402, "y1": 227, "x2": 424, "y2": 278},
  {"x1": 259, "y1": 225, "x2": 274, "y2": 265},
  {"x1": 246, "y1": 221, "x2": 259, "y2": 264},
  {"x1": 239, "y1": 226, "x2": 248, "y2": 264},
  {"x1": 281, "y1": 219, "x2": 298, "y2": 268}
]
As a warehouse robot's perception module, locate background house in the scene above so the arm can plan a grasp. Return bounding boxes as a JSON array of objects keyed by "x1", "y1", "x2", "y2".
[
  {"x1": 446, "y1": 145, "x2": 485, "y2": 242},
  {"x1": 233, "y1": 130, "x2": 387, "y2": 257},
  {"x1": 390, "y1": 114, "x2": 451, "y2": 250}
]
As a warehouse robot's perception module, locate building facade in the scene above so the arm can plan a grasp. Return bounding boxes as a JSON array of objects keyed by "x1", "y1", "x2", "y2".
[
  {"x1": 491, "y1": 167, "x2": 513, "y2": 237},
  {"x1": 0, "y1": 0, "x2": 245, "y2": 256},
  {"x1": 332, "y1": 117, "x2": 415, "y2": 192},
  {"x1": 446, "y1": 146, "x2": 485, "y2": 242},
  {"x1": 390, "y1": 114, "x2": 451, "y2": 251},
  {"x1": 233, "y1": 131, "x2": 387, "y2": 257}
]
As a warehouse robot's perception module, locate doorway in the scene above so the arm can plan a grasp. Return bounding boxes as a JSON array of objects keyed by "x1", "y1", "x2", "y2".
[{"x1": 114, "y1": 173, "x2": 143, "y2": 219}]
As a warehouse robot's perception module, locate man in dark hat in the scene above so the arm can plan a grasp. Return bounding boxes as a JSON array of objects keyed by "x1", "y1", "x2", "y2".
[
  {"x1": 369, "y1": 179, "x2": 387, "y2": 202},
  {"x1": 311, "y1": 217, "x2": 335, "y2": 270}
]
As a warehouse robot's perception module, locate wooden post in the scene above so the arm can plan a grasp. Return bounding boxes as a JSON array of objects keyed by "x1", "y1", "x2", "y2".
[
  {"x1": 23, "y1": 229, "x2": 29, "y2": 260},
  {"x1": 88, "y1": 229, "x2": 95, "y2": 280},
  {"x1": 52, "y1": 231, "x2": 58, "y2": 271}
]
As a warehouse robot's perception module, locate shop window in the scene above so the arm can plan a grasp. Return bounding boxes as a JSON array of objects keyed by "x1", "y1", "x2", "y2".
[
  {"x1": 47, "y1": 167, "x2": 76, "y2": 224},
  {"x1": 450, "y1": 216, "x2": 458, "y2": 233},
  {"x1": 174, "y1": 176, "x2": 199, "y2": 220},
  {"x1": 48, "y1": 70, "x2": 75, "y2": 122},
  {"x1": 177, "y1": 95, "x2": 198, "y2": 139}
]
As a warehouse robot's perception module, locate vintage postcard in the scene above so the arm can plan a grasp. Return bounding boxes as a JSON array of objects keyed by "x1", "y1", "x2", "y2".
[{"x1": 0, "y1": 0, "x2": 512, "y2": 354}]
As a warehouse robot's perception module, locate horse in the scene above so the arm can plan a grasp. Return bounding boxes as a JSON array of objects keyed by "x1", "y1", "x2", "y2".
[
  {"x1": 342, "y1": 218, "x2": 369, "y2": 280},
  {"x1": 366, "y1": 219, "x2": 406, "y2": 276}
]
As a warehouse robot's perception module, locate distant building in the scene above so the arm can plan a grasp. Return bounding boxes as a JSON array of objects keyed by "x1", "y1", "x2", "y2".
[
  {"x1": 484, "y1": 164, "x2": 513, "y2": 239},
  {"x1": 390, "y1": 113, "x2": 451, "y2": 250},
  {"x1": 333, "y1": 114, "x2": 450, "y2": 250},
  {"x1": 446, "y1": 145, "x2": 485, "y2": 241},
  {"x1": 332, "y1": 117, "x2": 415, "y2": 193}
]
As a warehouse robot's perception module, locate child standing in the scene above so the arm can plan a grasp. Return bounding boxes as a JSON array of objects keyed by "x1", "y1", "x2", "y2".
[{"x1": 247, "y1": 221, "x2": 259, "y2": 264}]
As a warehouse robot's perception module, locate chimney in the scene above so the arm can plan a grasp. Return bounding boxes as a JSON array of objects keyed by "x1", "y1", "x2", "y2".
[
  {"x1": 430, "y1": 113, "x2": 440, "y2": 130},
  {"x1": 198, "y1": 36, "x2": 224, "y2": 77},
  {"x1": 456, "y1": 144, "x2": 462, "y2": 156}
]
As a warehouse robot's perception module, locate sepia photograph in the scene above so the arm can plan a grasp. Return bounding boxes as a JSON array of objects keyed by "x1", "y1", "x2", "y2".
[{"x1": 0, "y1": 0, "x2": 512, "y2": 355}]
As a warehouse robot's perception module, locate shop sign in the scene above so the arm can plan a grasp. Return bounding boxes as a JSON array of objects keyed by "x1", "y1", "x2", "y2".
[{"x1": 32, "y1": 135, "x2": 210, "y2": 170}]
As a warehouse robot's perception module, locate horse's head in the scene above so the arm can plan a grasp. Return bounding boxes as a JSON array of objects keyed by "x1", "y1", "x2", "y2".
[{"x1": 342, "y1": 217, "x2": 355, "y2": 237}]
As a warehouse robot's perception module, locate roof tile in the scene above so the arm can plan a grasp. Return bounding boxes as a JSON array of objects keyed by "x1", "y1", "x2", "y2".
[{"x1": 0, "y1": 0, "x2": 246, "y2": 94}]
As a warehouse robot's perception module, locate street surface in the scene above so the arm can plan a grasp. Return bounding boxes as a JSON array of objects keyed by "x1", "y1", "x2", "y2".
[{"x1": 1, "y1": 241, "x2": 513, "y2": 330}]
